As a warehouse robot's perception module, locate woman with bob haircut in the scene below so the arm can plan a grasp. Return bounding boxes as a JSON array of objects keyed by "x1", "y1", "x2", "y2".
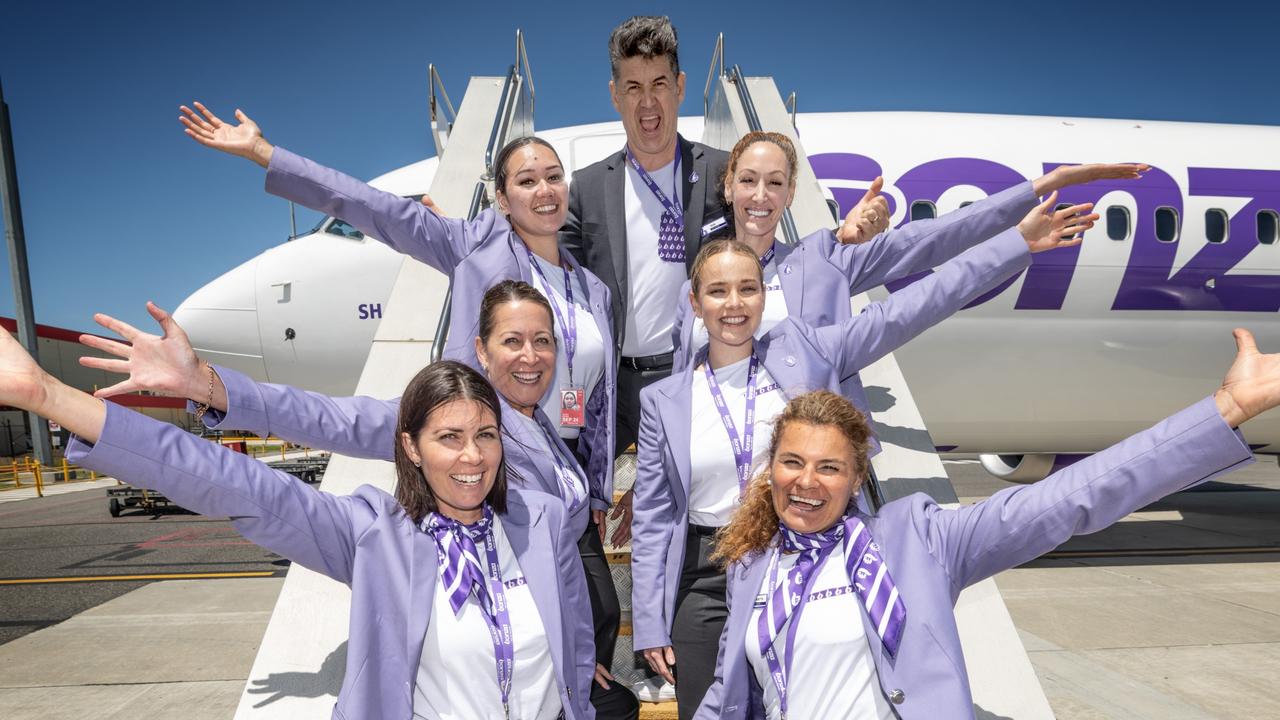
[
  {"x1": 630, "y1": 200, "x2": 1086, "y2": 717},
  {"x1": 0, "y1": 334, "x2": 596, "y2": 719},
  {"x1": 172, "y1": 102, "x2": 628, "y2": 706},
  {"x1": 694, "y1": 328, "x2": 1275, "y2": 719},
  {"x1": 84, "y1": 281, "x2": 641, "y2": 719}
]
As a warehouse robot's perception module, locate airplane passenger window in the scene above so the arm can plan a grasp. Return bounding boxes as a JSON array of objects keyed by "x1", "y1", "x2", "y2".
[
  {"x1": 1258, "y1": 211, "x2": 1278, "y2": 245},
  {"x1": 1205, "y1": 209, "x2": 1229, "y2": 244},
  {"x1": 909, "y1": 200, "x2": 936, "y2": 221},
  {"x1": 959, "y1": 201, "x2": 973, "y2": 208},
  {"x1": 325, "y1": 218, "x2": 365, "y2": 240},
  {"x1": 1106, "y1": 206, "x2": 1130, "y2": 241},
  {"x1": 1155, "y1": 207, "x2": 1179, "y2": 243}
]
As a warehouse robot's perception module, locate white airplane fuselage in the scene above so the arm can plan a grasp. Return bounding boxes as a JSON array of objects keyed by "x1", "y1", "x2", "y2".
[{"x1": 174, "y1": 111, "x2": 1280, "y2": 467}]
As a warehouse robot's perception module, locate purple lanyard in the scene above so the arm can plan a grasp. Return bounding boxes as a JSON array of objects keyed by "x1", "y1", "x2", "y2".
[
  {"x1": 758, "y1": 539, "x2": 840, "y2": 718},
  {"x1": 700, "y1": 349, "x2": 760, "y2": 489},
  {"x1": 625, "y1": 145, "x2": 683, "y2": 221},
  {"x1": 478, "y1": 522, "x2": 516, "y2": 717},
  {"x1": 525, "y1": 248, "x2": 578, "y2": 384},
  {"x1": 759, "y1": 243, "x2": 776, "y2": 268}
]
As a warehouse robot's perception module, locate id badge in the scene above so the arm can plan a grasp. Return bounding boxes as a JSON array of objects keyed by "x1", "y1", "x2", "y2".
[{"x1": 560, "y1": 386, "x2": 586, "y2": 428}]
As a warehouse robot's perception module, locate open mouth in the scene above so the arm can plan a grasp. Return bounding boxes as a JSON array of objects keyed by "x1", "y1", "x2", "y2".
[
  {"x1": 746, "y1": 208, "x2": 771, "y2": 218},
  {"x1": 511, "y1": 371, "x2": 543, "y2": 385},
  {"x1": 788, "y1": 494, "x2": 826, "y2": 512},
  {"x1": 639, "y1": 113, "x2": 661, "y2": 133},
  {"x1": 721, "y1": 315, "x2": 748, "y2": 326},
  {"x1": 451, "y1": 473, "x2": 482, "y2": 486},
  {"x1": 533, "y1": 204, "x2": 558, "y2": 215}
]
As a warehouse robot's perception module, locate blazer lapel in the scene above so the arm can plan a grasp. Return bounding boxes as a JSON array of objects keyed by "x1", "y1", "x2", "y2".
[
  {"x1": 604, "y1": 152, "x2": 629, "y2": 316},
  {"x1": 407, "y1": 521, "x2": 437, "y2": 671},
  {"x1": 680, "y1": 136, "x2": 707, "y2": 275},
  {"x1": 501, "y1": 497, "x2": 565, "y2": 681},
  {"x1": 658, "y1": 370, "x2": 695, "y2": 505},
  {"x1": 773, "y1": 241, "x2": 806, "y2": 318},
  {"x1": 756, "y1": 333, "x2": 811, "y2": 399}
]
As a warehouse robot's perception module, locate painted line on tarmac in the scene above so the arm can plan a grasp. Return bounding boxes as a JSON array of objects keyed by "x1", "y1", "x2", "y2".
[
  {"x1": 0, "y1": 570, "x2": 279, "y2": 585},
  {"x1": 1043, "y1": 545, "x2": 1280, "y2": 559}
]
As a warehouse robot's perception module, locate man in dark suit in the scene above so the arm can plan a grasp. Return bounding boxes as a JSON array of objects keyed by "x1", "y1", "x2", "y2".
[{"x1": 562, "y1": 16, "x2": 731, "y2": 464}]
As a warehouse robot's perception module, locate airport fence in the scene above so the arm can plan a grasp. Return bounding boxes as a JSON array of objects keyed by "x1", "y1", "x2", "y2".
[{"x1": 0, "y1": 456, "x2": 101, "y2": 497}]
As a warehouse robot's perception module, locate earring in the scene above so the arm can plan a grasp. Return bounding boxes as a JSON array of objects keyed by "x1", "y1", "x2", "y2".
[{"x1": 413, "y1": 461, "x2": 421, "y2": 468}]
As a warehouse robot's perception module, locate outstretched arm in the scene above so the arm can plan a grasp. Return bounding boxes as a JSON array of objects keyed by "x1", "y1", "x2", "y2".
[
  {"x1": 826, "y1": 163, "x2": 1141, "y2": 294},
  {"x1": 817, "y1": 193, "x2": 1094, "y2": 378},
  {"x1": 928, "y1": 328, "x2": 1271, "y2": 596},
  {"x1": 80, "y1": 304, "x2": 397, "y2": 460},
  {"x1": 0, "y1": 327, "x2": 369, "y2": 582},
  {"x1": 180, "y1": 102, "x2": 490, "y2": 272}
]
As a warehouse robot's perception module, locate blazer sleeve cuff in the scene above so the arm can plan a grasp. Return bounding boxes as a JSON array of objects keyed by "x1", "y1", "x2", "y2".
[{"x1": 186, "y1": 364, "x2": 271, "y2": 437}]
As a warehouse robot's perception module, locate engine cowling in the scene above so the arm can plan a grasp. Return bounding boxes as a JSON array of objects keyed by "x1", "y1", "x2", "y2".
[{"x1": 978, "y1": 453, "x2": 1057, "y2": 483}]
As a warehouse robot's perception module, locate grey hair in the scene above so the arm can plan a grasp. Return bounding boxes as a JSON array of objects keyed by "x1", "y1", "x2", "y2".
[{"x1": 608, "y1": 16, "x2": 680, "y2": 80}]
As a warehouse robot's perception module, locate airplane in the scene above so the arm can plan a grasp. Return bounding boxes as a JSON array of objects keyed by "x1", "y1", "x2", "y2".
[{"x1": 172, "y1": 111, "x2": 1280, "y2": 482}]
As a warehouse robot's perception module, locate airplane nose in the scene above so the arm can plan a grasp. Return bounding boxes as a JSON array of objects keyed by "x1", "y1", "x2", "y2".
[{"x1": 173, "y1": 256, "x2": 268, "y2": 381}]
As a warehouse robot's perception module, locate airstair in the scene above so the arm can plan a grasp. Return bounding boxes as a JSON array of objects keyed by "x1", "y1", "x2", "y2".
[
  {"x1": 694, "y1": 35, "x2": 1055, "y2": 718},
  {"x1": 232, "y1": 32, "x2": 534, "y2": 718}
]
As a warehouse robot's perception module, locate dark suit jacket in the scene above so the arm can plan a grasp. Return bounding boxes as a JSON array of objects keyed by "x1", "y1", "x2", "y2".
[{"x1": 561, "y1": 134, "x2": 730, "y2": 354}]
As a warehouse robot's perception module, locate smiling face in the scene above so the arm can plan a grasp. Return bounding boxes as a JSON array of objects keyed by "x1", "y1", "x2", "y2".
[
  {"x1": 495, "y1": 143, "x2": 568, "y2": 241},
  {"x1": 726, "y1": 141, "x2": 796, "y2": 246},
  {"x1": 474, "y1": 299, "x2": 556, "y2": 416},
  {"x1": 769, "y1": 421, "x2": 862, "y2": 534},
  {"x1": 610, "y1": 55, "x2": 686, "y2": 167},
  {"x1": 399, "y1": 398, "x2": 503, "y2": 524},
  {"x1": 690, "y1": 249, "x2": 764, "y2": 353}
]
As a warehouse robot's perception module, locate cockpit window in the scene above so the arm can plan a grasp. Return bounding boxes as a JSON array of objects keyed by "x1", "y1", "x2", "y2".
[{"x1": 325, "y1": 218, "x2": 365, "y2": 240}]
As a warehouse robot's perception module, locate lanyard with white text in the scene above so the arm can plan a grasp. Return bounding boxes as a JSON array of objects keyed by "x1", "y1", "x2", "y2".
[
  {"x1": 759, "y1": 242, "x2": 776, "y2": 268},
  {"x1": 625, "y1": 145, "x2": 683, "y2": 222},
  {"x1": 700, "y1": 349, "x2": 760, "y2": 490},
  {"x1": 759, "y1": 542, "x2": 840, "y2": 719},
  {"x1": 478, "y1": 524, "x2": 515, "y2": 717},
  {"x1": 525, "y1": 247, "x2": 578, "y2": 382}
]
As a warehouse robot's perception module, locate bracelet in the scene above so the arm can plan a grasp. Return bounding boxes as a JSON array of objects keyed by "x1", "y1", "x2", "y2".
[{"x1": 193, "y1": 362, "x2": 215, "y2": 424}]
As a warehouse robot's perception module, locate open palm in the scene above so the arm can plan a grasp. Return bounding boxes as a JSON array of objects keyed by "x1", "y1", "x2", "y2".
[
  {"x1": 78, "y1": 302, "x2": 202, "y2": 399},
  {"x1": 1018, "y1": 192, "x2": 1099, "y2": 254},
  {"x1": 1217, "y1": 329, "x2": 1280, "y2": 426},
  {"x1": 179, "y1": 102, "x2": 266, "y2": 163}
]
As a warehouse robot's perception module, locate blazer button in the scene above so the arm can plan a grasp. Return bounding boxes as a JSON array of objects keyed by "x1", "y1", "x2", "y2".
[
  {"x1": 889, "y1": 689, "x2": 905, "y2": 704},
  {"x1": 783, "y1": 264, "x2": 793, "y2": 274},
  {"x1": 566, "y1": 685, "x2": 573, "y2": 699},
  {"x1": 785, "y1": 356, "x2": 796, "y2": 367}
]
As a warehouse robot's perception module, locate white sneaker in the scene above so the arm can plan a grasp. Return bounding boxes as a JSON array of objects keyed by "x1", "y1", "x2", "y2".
[{"x1": 630, "y1": 676, "x2": 676, "y2": 702}]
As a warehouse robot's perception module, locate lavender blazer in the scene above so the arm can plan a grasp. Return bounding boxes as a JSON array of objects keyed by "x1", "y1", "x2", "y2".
[
  {"x1": 630, "y1": 230, "x2": 1032, "y2": 652},
  {"x1": 198, "y1": 365, "x2": 594, "y2": 537},
  {"x1": 669, "y1": 181, "x2": 1038, "y2": 373},
  {"x1": 695, "y1": 397, "x2": 1253, "y2": 719},
  {"x1": 65, "y1": 403, "x2": 597, "y2": 720},
  {"x1": 266, "y1": 148, "x2": 616, "y2": 510}
]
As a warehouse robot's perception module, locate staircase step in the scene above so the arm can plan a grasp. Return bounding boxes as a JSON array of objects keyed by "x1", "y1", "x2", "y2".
[{"x1": 638, "y1": 701, "x2": 679, "y2": 719}]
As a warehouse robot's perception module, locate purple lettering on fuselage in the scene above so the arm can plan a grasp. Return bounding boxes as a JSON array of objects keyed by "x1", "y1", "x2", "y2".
[{"x1": 810, "y1": 153, "x2": 1280, "y2": 312}]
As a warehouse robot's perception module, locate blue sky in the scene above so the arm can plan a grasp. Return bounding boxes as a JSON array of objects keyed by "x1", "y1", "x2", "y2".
[{"x1": 1, "y1": 0, "x2": 1277, "y2": 332}]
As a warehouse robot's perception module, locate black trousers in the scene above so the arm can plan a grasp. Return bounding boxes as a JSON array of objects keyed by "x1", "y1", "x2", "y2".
[
  {"x1": 671, "y1": 525, "x2": 728, "y2": 720},
  {"x1": 614, "y1": 363, "x2": 672, "y2": 456},
  {"x1": 565, "y1": 437, "x2": 637, "y2": 719}
]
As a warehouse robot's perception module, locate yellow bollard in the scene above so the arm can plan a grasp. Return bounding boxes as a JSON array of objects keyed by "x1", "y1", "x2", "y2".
[
  {"x1": 281, "y1": 444, "x2": 286, "y2": 461},
  {"x1": 33, "y1": 464, "x2": 43, "y2": 498},
  {"x1": 61, "y1": 457, "x2": 70, "y2": 483}
]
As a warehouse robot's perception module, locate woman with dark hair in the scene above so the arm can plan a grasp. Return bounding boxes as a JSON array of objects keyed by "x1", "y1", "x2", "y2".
[
  {"x1": 695, "y1": 328, "x2": 1276, "y2": 719},
  {"x1": 0, "y1": 337, "x2": 594, "y2": 719},
  {"x1": 173, "y1": 102, "x2": 627, "y2": 699},
  {"x1": 83, "y1": 282, "x2": 641, "y2": 719},
  {"x1": 630, "y1": 209, "x2": 1084, "y2": 717}
]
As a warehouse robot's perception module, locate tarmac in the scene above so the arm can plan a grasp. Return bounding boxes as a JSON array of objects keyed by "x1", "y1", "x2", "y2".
[{"x1": 1, "y1": 458, "x2": 1279, "y2": 719}]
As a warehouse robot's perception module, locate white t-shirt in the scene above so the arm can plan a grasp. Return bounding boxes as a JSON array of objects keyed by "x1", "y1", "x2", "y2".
[
  {"x1": 529, "y1": 253, "x2": 607, "y2": 440},
  {"x1": 414, "y1": 516, "x2": 560, "y2": 720},
  {"x1": 746, "y1": 545, "x2": 895, "y2": 720},
  {"x1": 622, "y1": 156, "x2": 690, "y2": 357},
  {"x1": 688, "y1": 356, "x2": 787, "y2": 527},
  {"x1": 509, "y1": 410, "x2": 588, "y2": 507},
  {"x1": 689, "y1": 256, "x2": 790, "y2": 352}
]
